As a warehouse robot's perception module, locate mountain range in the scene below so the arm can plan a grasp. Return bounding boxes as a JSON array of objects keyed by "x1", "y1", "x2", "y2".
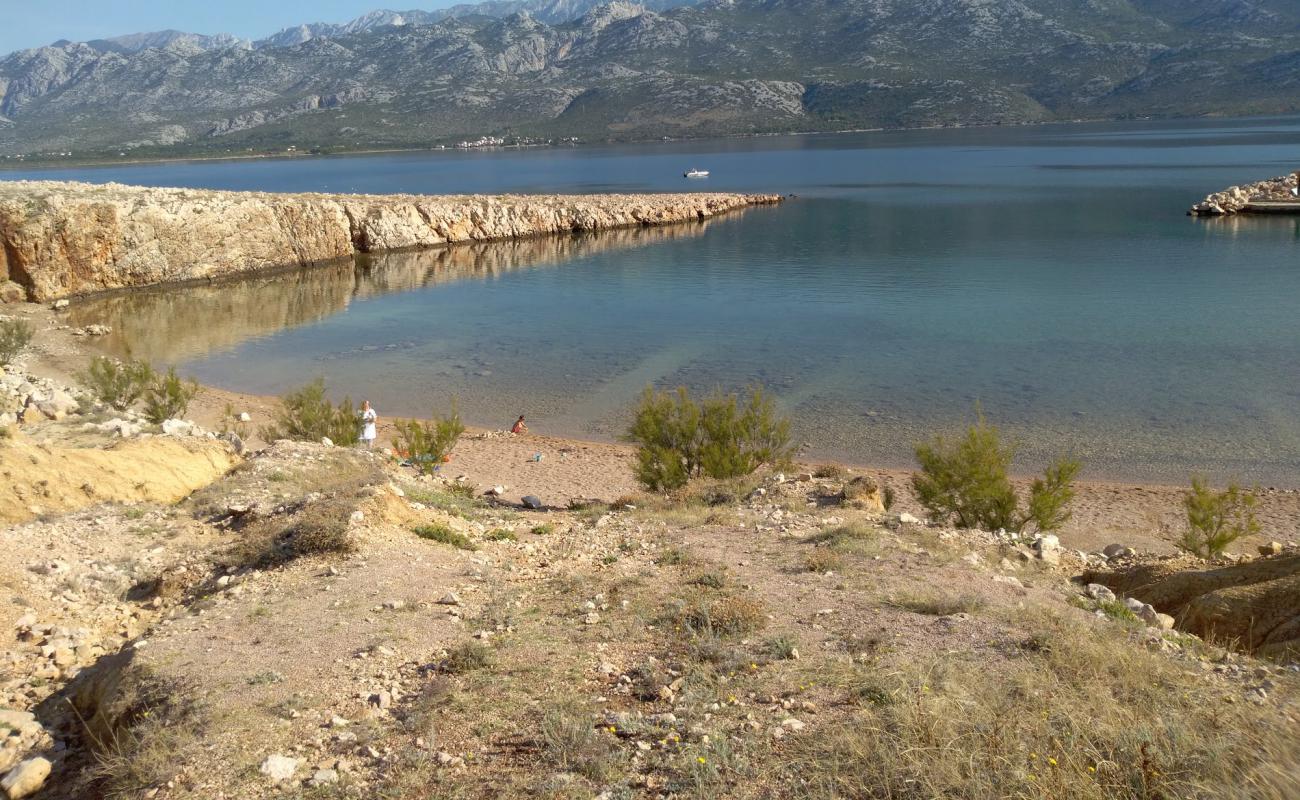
[{"x1": 2, "y1": 0, "x2": 1299, "y2": 160}]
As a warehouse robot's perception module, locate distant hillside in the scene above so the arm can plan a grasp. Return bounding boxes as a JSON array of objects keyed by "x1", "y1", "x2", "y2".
[{"x1": 2, "y1": 0, "x2": 1299, "y2": 160}]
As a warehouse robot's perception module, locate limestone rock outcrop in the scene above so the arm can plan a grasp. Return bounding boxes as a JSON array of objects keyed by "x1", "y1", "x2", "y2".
[
  {"x1": 0, "y1": 181, "x2": 782, "y2": 301},
  {"x1": 1189, "y1": 172, "x2": 1299, "y2": 216},
  {"x1": 1086, "y1": 552, "x2": 1300, "y2": 659}
]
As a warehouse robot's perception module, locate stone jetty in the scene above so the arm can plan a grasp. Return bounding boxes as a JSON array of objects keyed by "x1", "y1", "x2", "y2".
[
  {"x1": 1189, "y1": 171, "x2": 1299, "y2": 216},
  {"x1": 0, "y1": 181, "x2": 782, "y2": 301}
]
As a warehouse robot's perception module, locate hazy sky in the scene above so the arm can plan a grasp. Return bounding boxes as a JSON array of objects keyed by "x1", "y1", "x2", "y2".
[{"x1": 1, "y1": 1, "x2": 450, "y2": 54}]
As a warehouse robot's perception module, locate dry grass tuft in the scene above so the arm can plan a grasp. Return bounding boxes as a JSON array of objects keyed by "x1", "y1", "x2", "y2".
[
  {"x1": 671, "y1": 594, "x2": 766, "y2": 637},
  {"x1": 886, "y1": 591, "x2": 986, "y2": 616},
  {"x1": 540, "y1": 704, "x2": 619, "y2": 782},
  {"x1": 225, "y1": 498, "x2": 358, "y2": 569},
  {"x1": 803, "y1": 549, "x2": 844, "y2": 573},
  {"x1": 773, "y1": 609, "x2": 1300, "y2": 799},
  {"x1": 74, "y1": 661, "x2": 207, "y2": 799},
  {"x1": 441, "y1": 641, "x2": 493, "y2": 674}
]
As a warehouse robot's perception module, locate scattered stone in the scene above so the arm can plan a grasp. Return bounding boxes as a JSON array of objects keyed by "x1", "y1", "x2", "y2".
[
  {"x1": 160, "y1": 418, "x2": 195, "y2": 437},
  {"x1": 309, "y1": 768, "x2": 339, "y2": 787},
  {"x1": 1086, "y1": 584, "x2": 1116, "y2": 603},
  {"x1": 1258, "y1": 542, "x2": 1283, "y2": 556},
  {"x1": 521, "y1": 495, "x2": 543, "y2": 509},
  {"x1": 992, "y1": 575, "x2": 1023, "y2": 588},
  {"x1": 1033, "y1": 534, "x2": 1061, "y2": 564},
  {"x1": 436, "y1": 752, "x2": 465, "y2": 768},
  {"x1": 898, "y1": 512, "x2": 921, "y2": 525},
  {"x1": 52, "y1": 299, "x2": 69, "y2": 310},
  {"x1": 1, "y1": 757, "x2": 51, "y2": 799},
  {"x1": 238, "y1": 411, "x2": 253, "y2": 422},
  {"x1": 1102, "y1": 543, "x2": 1133, "y2": 559},
  {"x1": 320, "y1": 437, "x2": 334, "y2": 447},
  {"x1": 259, "y1": 754, "x2": 300, "y2": 783},
  {"x1": 780, "y1": 718, "x2": 805, "y2": 732},
  {"x1": 437, "y1": 592, "x2": 462, "y2": 606},
  {"x1": 1155, "y1": 613, "x2": 1176, "y2": 630},
  {"x1": 1123, "y1": 597, "x2": 1160, "y2": 626}
]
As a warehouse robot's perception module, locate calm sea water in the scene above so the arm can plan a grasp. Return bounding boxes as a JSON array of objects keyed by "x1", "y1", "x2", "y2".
[{"x1": 14, "y1": 117, "x2": 1300, "y2": 483}]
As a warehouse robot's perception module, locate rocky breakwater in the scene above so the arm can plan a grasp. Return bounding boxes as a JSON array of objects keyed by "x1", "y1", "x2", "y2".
[
  {"x1": 0, "y1": 181, "x2": 783, "y2": 301},
  {"x1": 1189, "y1": 171, "x2": 1298, "y2": 216}
]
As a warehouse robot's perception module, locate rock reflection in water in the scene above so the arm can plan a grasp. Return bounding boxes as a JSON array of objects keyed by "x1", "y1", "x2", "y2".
[{"x1": 70, "y1": 221, "x2": 716, "y2": 365}]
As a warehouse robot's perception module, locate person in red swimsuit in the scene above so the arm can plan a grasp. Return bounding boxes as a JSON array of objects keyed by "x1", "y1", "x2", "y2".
[{"x1": 511, "y1": 415, "x2": 528, "y2": 434}]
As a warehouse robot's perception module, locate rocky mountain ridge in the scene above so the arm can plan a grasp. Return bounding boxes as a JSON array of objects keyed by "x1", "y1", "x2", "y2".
[{"x1": 1, "y1": 0, "x2": 1299, "y2": 157}]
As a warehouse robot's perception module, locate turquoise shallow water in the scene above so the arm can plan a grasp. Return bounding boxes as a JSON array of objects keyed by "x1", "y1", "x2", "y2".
[{"x1": 15, "y1": 116, "x2": 1300, "y2": 483}]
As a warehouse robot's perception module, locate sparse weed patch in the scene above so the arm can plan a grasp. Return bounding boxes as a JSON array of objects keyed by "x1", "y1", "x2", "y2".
[
  {"x1": 765, "y1": 635, "x2": 799, "y2": 660},
  {"x1": 886, "y1": 591, "x2": 985, "y2": 617},
  {"x1": 541, "y1": 704, "x2": 620, "y2": 782},
  {"x1": 531, "y1": 523, "x2": 556, "y2": 535},
  {"x1": 1097, "y1": 599, "x2": 1140, "y2": 624},
  {"x1": 656, "y1": 547, "x2": 692, "y2": 567},
  {"x1": 401, "y1": 483, "x2": 484, "y2": 518},
  {"x1": 671, "y1": 595, "x2": 766, "y2": 637},
  {"x1": 441, "y1": 641, "x2": 493, "y2": 674},
  {"x1": 688, "y1": 570, "x2": 727, "y2": 589},
  {"x1": 413, "y1": 524, "x2": 477, "y2": 551},
  {"x1": 803, "y1": 549, "x2": 844, "y2": 573},
  {"x1": 485, "y1": 528, "x2": 517, "y2": 542},
  {"x1": 804, "y1": 521, "x2": 879, "y2": 556}
]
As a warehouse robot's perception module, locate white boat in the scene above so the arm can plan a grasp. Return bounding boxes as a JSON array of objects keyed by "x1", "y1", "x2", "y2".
[{"x1": 684, "y1": 168, "x2": 709, "y2": 178}]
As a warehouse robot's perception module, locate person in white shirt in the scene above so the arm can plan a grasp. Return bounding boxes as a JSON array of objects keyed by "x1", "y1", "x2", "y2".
[{"x1": 360, "y1": 400, "x2": 378, "y2": 449}]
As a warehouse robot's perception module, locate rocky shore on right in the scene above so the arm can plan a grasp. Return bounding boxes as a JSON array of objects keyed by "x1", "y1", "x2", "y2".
[{"x1": 1189, "y1": 171, "x2": 1299, "y2": 215}]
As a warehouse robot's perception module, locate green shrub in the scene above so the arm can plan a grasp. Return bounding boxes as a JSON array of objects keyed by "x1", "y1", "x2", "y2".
[
  {"x1": 413, "y1": 524, "x2": 477, "y2": 551},
  {"x1": 912, "y1": 411, "x2": 1079, "y2": 533},
  {"x1": 82, "y1": 355, "x2": 155, "y2": 410},
  {"x1": 142, "y1": 367, "x2": 199, "y2": 423},
  {"x1": 485, "y1": 528, "x2": 517, "y2": 542},
  {"x1": 0, "y1": 318, "x2": 33, "y2": 366},
  {"x1": 1178, "y1": 477, "x2": 1259, "y2": 558},
  {"x1": 393, "y1": 401, "x2": 464, "y2": 475},
  {"x1": 626, "y1": 385, "x2": 794, "y2": 491},
  {"x1": 259, "y1": 378, "x2": 361, "y2": 446}
]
